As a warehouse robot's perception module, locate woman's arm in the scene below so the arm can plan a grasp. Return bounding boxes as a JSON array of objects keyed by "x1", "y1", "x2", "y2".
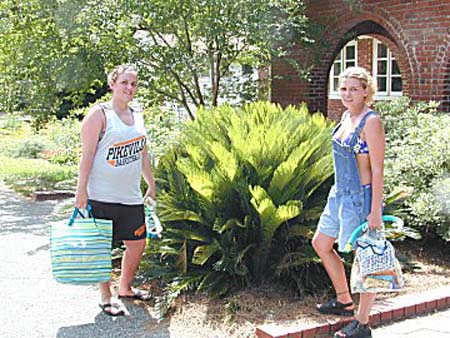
[
  {"x1": 142, "y1": 148, "x2": 156, "y2": 202},
  {"x1": 75, "y1": 105, "x2": 105, "y2": 209},
  {"x1": 364, "y1": 114, "x2": 385, "y2": 230}
]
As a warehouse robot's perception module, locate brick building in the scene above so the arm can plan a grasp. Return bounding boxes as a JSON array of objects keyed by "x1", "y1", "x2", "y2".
[{"x1": 271, "y1": 0, "x2": 450, "y2": 119}]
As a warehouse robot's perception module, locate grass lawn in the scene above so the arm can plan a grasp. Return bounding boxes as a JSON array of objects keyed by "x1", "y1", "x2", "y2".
[{"x1": 0, "y1": 156, "x2": 77, "y2": 196}]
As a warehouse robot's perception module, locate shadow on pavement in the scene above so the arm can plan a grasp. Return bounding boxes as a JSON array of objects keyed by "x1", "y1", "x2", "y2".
[
  {"x1": 56, "y1": 304, "x2": 171, "y2": 338},
  {"x1": 0, "y1": 182, "x2": 71, "y2": 237}
]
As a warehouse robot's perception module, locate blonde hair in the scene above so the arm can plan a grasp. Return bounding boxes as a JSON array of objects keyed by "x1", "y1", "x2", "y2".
[
  {"x1": 339, "y1": 66, "x2": 377, "y2": 104},
  {"x1": 107, "y1": 64, "x2": 138, "y2": 87}
]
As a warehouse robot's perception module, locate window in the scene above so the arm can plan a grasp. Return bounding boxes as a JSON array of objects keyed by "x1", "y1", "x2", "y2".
[
  {"x1": 373, "y1": 40, "x2": 402, "y2": 96},
  {"x1": 329, "y1": 40, "x2": 357, "y2": 94},
  {"x1": 327, "y1": 37, "x2": 403, "y2": 100}
]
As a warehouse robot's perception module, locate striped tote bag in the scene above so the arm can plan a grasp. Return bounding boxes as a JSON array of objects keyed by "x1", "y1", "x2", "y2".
[{"x1": 50, "y1": 206, "x2": 113, "y2": 284}]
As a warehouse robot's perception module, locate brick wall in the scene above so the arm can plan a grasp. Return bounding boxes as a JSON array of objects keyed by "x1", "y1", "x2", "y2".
[
  {"x1": 272, "y1": 0, "x2": 450, "y2": 117},
  {"x1": 357, "y1": 38, "x2": 373, "y2": 73}
]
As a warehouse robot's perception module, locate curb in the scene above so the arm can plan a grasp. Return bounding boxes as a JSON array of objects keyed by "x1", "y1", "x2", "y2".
[
  {"x1": 256, "y1": 285, "x2": 450, "y2": 338},
  {"x1": 32, "y1": 190, "x2": 75, "y2": 201}
]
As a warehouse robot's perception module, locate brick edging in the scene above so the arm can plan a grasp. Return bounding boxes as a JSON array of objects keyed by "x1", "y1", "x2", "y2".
[
  {"x1": 256, "y1": 286, "x2": 450, "y2": 338},
  {"x1": 32, "y1": 190, "x2": 75, "y2": 201}
]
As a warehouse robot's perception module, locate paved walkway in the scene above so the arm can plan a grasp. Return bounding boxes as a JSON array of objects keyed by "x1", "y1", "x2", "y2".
[
  {"x1": 373, "y1": 308, "x2": 450, "y2": 337},
  {"x1": 0, "y1": 182, "x2": 169, "y2": 338}
]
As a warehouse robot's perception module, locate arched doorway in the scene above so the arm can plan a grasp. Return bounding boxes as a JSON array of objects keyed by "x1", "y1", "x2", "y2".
[
  {"x1": 326, "y1": 35, "x2": 404, "y2": 120},
  {"x1": 319, "y1": 20, "x2": 411, "y2": 119}
]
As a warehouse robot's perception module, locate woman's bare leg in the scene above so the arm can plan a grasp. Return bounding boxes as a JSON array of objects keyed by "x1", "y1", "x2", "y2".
[
  {"x1": 355, "y1": 292, "x2": 376, "y2": 324},
  {"x1": 99, "y1": 281, "x2": 123, "y2": 315},
  {"x1": 312, "y1": 231, "x2": 353, "y2": 306},
  {"x1": 118, "y1": 239, "x2": 146, "y2": 295},
  {"x1": 334, "y1": 293, "x2": 375, "y2": 337},
  {"x1": 99, "y1": 281, "x2": 112, "y2": 303}
]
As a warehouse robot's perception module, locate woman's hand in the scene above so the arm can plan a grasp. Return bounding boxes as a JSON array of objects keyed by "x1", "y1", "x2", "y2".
[
  {"x1": 366, "y1": 211, "x2": 382, "y2": 230},
  {"x1": 143, "y1": 187, "x2": 156, "y2": 204},
  {"x1": 75, "y1": 187, "x2": 88, "y2": 209}
]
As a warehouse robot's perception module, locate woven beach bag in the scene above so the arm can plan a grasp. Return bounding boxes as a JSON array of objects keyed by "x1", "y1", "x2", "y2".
[
  {"x1": 345, "y1": 215, "x2": 404, "y2": 293},
  {"x1": 50, "y1": 206, "x2": 113, "y2": 284},
  {"x1": 350, "y1": 230, "x2": 404, "y2": 293}
]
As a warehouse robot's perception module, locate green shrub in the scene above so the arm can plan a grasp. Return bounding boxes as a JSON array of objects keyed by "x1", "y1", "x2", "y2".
[
  {"x1": 432, "y1": 176, "x2": 450, "y2": 240},
  {"x1": 39, "y1": 116, "x2": 82, "y2": 165},
  {"x1": 0, "y1": 113, "x2": 25, "y2": 134},
  {"x1": 12, "y1": 136, "x2": 50, "y2": 159},
  {"x1": 376, "y1": 98, "x2": 450, "y2": 240},
  {"x1": 0, "y1": 113, "x2": 78, "y2": 195},
  {"x1": 0, "y1": 123, "x2": 29, "y2": 157},
  {"x1": 143, "y1": 106, "x2": 181, "y2": 164},
  {"x1": 144, "y1": 101, "x2": 334, "y2": 316}
]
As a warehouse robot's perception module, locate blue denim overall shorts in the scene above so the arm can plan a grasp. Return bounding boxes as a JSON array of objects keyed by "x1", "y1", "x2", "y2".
[{"x1": 317, "y1": 111, "x2": 377, "y2": 252}]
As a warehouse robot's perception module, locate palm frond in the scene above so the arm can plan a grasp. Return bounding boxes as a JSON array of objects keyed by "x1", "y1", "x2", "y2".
[
  {"x1": 193, "y1": 240, "x2": 220, "y2": 265},
  {"x1": 175, "y1": 240, "x2": 188, "y2": 274}
]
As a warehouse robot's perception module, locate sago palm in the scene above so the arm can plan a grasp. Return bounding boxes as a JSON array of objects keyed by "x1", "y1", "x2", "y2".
[{"x1": 146, "y1": 101, "x2": 334, "y2": 315}]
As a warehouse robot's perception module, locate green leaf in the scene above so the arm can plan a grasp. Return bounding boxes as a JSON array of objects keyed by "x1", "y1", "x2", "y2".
[{"x1": 193, "y1": 240, "x2": 220, "y2": 265}]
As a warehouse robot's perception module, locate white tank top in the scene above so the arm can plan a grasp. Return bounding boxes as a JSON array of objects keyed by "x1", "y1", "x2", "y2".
[{"x1": 87, "y1": 103, "x2": 147, "y2": 205}]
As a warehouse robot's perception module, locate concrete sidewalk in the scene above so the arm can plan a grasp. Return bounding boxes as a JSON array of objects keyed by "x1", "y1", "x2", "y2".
[
  {"x1": 0, "y1": 182, "x2": 169, "y2": 338},
  {"x1": 373, "y1": 307, "x2": 450, "y2": 337}
]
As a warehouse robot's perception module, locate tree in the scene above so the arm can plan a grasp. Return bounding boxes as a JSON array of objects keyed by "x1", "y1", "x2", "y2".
[
  {"x1": 80, "y1": 0, "x2": 310, "y2": 119},
  {"x1": 0, "y1": 0, "x2": 105, "y2": 126},
  {"x1": 0, "y1": 0, "x2": 310, "y2": 122}
]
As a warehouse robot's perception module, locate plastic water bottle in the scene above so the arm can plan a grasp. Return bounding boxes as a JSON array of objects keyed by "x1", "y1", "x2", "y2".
[{"x1": 144, "y1": 197, "x2": 163, "y2": 239}]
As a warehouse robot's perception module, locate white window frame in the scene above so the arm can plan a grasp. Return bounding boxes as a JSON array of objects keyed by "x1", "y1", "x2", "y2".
[
  {"x1": 373, "y1": 38, "x2": 403, "y2": 99},
  {"x1": 328, "y1": 40, "x2": 358, "y2": 99}
]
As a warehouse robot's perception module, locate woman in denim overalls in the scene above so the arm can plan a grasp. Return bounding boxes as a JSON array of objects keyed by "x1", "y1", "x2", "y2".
[{"x1": 312, "y1": 67, "x2": 385, "y2": 338}]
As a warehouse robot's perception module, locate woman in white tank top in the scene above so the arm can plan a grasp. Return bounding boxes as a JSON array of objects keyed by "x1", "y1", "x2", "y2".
[{"x1": 75, "y1": 64, "x2": 156, "y2": 316}]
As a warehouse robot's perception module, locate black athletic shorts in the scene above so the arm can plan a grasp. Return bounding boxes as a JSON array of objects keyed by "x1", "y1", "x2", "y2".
[{"x1": 88, "y1": 200, "x2": 146, "y2": 241}]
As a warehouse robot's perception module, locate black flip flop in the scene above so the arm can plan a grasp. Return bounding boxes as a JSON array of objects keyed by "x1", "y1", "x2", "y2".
[
  {"x1": 118, "y1": 291, "x2": 151, "y2": 301},
  {"x1": 316, "y1": 299, "x2": 354, "y2": 316},
  {"x1": 99, "y1": 303, "x2": 125, "y2": 316}
]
